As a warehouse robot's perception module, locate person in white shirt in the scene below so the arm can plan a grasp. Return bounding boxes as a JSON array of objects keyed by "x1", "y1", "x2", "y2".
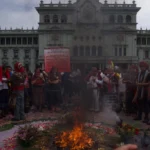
[
  {"x1": 118, "y1": 73, "x2": 126, "y2": 111},
  {"x1": 88, "y1": 69, "x2": 103, "y2": 112}
]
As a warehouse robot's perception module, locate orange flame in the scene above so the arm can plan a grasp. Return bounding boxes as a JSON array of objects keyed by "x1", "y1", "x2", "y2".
[{"x1": 55, "y1": 125, "x2": 93, "y2": 150}]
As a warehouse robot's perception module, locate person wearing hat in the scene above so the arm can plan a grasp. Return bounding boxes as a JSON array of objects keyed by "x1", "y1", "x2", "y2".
[
  {"x1": 133, "y1": 61, "x2": 150, "y2": 123},
  {"x1": 11, "y1": 62, "x2": 26, "y2": 121}
]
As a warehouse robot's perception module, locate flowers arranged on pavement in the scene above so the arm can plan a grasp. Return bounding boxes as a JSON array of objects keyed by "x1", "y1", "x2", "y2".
[
  {"x1": 0, "y1": 115, "x2": 14, "y2": 130},
  {"x1": 84, "y1": 123, "x2": 116, "y2": 135},
  {"x1": 0, "y1": 135, "x2": 17, "y2": 150},
  {"x1": 0, "y1": 121, "x2": 116, "y2": 150},
  {"x1": 117, "y1": 123, "x2": 140, "y2": 137},
  {"x1": 0, "y1": 111, "x2": 60, "y2": 131},
  {"x1": 0, "y1": 120, "x2": 59, "y2": 150}
]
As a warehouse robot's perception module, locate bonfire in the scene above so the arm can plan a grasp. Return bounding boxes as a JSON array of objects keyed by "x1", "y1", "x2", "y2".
[{"x1": 55, "y1": 124, "x2": 94, "y2": 150}]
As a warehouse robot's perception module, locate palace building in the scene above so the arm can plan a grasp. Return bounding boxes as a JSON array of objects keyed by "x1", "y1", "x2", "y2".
[{"x1": 0, "y1": 0, "x2": 149, "y2": 71}]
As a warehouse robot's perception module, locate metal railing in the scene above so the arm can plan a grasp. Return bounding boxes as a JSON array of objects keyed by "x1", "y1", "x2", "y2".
[{"x1": 102, "y1": 4, "x2": 136, "y2": 8}]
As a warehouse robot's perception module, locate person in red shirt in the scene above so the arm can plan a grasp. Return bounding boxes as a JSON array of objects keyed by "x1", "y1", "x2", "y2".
[{"x1": 11, "y1": 62, "x2": 26, "y2": 121}]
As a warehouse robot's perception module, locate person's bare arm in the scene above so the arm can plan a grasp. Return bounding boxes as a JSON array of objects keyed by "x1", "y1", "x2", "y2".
[{"x1": 115, "y1": 144, "x2": 137, "y2": 150}]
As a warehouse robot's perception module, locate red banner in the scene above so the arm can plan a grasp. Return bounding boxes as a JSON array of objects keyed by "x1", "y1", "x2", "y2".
[{"x1": 44, "y1": 47, "x2": 71, "y2": 73}]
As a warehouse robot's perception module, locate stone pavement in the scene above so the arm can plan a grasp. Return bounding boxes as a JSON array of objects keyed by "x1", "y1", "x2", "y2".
[
  {"x1": 86, "y1": 110, "x2": 149, "y2": 129},
  {"x1": 0, "y1": 95, "x2": 149, "y2": 149},
  {"x1": 0, "y1": 108, "x2": 149, "y2": 150}
]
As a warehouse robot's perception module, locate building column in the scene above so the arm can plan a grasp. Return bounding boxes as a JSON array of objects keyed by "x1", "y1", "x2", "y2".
[
  {"x1": 8, "y1": 48, "x2": 13, "y2": 67},
  {"x1": 30, "y1": 49, "x2": 36, "y2": 72},
  {"x1": 138, "y1": 48, "x2": 144, "y2": 61},
  {"x1": 19, "y1": 48, "x2": 24, "y2": 65}
]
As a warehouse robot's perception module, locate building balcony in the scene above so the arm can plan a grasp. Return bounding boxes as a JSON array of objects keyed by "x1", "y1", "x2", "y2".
[
  {"x1": 71, "y1": 56, "x2": 138, "y2": 63},
  {"x1": 13, "y1": 56, "x2": 19, "y2": 59},
  {"x1": 102, "y1": 4, "x2": 136, "y2": 8},
  {"x1": 2, "y1": 57, "x2": 8, "y2": 64},
  {"x1": 24, "y1": 57, "x2": 31, "y2": 64},
  {"x1": 12, "y1": 57, "x2": 19, "y2": 63}
]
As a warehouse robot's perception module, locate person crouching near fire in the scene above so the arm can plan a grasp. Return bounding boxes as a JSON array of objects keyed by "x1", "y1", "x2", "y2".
[
  {"x1": 132, "y1": 61, "x2": 150, "y2": 124},
  {"x1": 11, "y1": 62, "x2": 26, "y2": 121}
]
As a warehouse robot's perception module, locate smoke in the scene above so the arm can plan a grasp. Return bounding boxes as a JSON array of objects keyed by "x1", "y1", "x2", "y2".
[{"x1": 99, "y1": 94, "x2": 121, "y2": 125}]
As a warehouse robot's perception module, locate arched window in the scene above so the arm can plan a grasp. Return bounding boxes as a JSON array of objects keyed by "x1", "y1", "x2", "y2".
[
  {"x1": 92, "y1": 36, "x2": 96, "y2": 41},
  {"x1": 92, "y1": 46, "x2": 96, "y2": 56},
  {"x1": 86, "y1": 36, "x2": 89, "y2": 41},
  {"x1": 137, "y1": 37, "x2": 141, "y2": 45},
  {"x1": 74, "y1": 36, "x2": 77, "y2": 40},
  {"x1": 126, "y1": 15, "x2": 132, "y2": 23},
  {"x1": 80, "y1": 36, "x2": 84, "y2": 41},
  {"x1": 98, "y1": 46, "x2": 102, "y2": 56},
  {"x1": 53, "y1": 15, "x2": 59, "y2": 23},
  {"x1": 73, "y1": 46, "x2": 78, "y2": 56},
  {"x1": 13, "y1": 49, "x2": 18, "y2": 58},
  {"x1": 147, "y1": 38, "x2": 150, "y2": 45},
  {"x1": 44, "y1": 15, "x2": 50, "y2": 23},
  {"x1": 6, "y1": 38, "x2": 10, "y2": 45},
  {"x1": 0, "y1": 38, "x2": 5, "y2": 45},
  {"x1": 25, "y1": 50, "x2": 30, "y2": 59},
  {"x1": 109, "y1": 15, "x2": 115, "y2": 23},
  {"x1": 3, "y1": 49, "x2": 7, "y2": 57},
  {"x1": 85, "y1": 46, "x2": 90, "y2": 56},
  {"x1": 61, "y1": 15, "x2": 67, "y2": 23},
  {"x1": 98, "y1": 36, "x2": 102, "y2": 41},
  {"x1": 142, "y1": 38, "x2": 146, "y2": 45},
  {"x1": 117, "y1": 15, "x2": 123, "y2": 23},
  {"x1": 79, "y1": 46, "x2": 84, "y2": 56}
]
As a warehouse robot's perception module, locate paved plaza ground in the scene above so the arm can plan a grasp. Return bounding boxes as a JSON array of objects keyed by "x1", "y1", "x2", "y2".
[{"x1": 0, "y1": 95, "x2": 149, "y2": 149}]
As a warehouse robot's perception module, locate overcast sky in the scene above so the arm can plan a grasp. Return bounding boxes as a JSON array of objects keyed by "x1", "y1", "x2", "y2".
[{"x1": 0, "y1": 0, "x2": 149, "y2": 30}]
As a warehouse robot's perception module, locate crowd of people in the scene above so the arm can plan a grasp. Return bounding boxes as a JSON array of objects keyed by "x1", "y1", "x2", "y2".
[
  {"x1": 0, "y1": 61, "x2": 150, "y2": 127},
  {"x1": 0, "y1": 62, "x2": 82, "y2": 121},
  {"x1": 84, "y1": 61, "x2": 150, "y2": 126}
]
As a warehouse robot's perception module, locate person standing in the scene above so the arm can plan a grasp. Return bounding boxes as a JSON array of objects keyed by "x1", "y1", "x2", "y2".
[
  {"x1": 47, "y1": 67, "x2": 62, "y2": 112},
  {"x1": 88, "y1": 69, "x2": 103, "y2": 112},
  {"x1": 11, "y1": 62, "x2": 26, "y2": 121},
  {"x1": 123, "y1": 65, "x2": 138, "y2": 116},
  {"x1": 32, "y1": 68, "x2": 45, "y2": 112},
  {"x1": 0, "y1": 66, "x2": 9, "y2": 118},
  {"x1": 133, "y1": 61, "x2": 150, "y2": 123}
]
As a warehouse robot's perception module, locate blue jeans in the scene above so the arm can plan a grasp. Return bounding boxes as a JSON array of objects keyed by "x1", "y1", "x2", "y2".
[{"x1": 14, "y1": 91, "x2": 25, "y2": 120}]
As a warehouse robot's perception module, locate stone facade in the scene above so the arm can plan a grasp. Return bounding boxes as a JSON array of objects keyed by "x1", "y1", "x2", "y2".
[{"x1": 0, "y1": 0, "x2": 149, "y2": 72}]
